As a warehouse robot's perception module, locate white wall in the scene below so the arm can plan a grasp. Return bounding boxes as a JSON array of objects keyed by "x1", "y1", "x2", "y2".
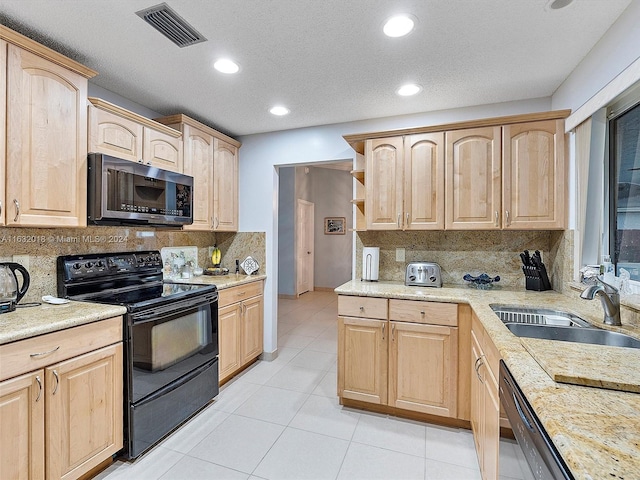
[
  {"x1": 311, "y1": 167, "x2": 353, "y2": 289},
  {"x1": 237, "y1": 96, "x2": 552, "y2": 355},
  {"x1": 552, "y1": 0, "x2": 640, "y2": 113},
  {"x1": 277, "y1": 167, "x2": 296, "y2": 295}
]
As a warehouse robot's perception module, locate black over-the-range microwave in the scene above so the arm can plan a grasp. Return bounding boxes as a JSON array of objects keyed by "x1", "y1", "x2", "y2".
[{"x1": 88, "y1": 153, "x2": 194, "y2": 227}]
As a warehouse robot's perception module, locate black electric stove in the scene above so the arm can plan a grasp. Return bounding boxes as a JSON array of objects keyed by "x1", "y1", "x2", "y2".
[{"x1": 57, "y1": 250, "x2": 219, "y2": 459}]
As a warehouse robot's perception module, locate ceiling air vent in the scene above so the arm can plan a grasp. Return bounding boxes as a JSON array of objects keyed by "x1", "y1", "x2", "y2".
[{"x1": 136, "y1": 3, "x2": 206, "y2": 48}]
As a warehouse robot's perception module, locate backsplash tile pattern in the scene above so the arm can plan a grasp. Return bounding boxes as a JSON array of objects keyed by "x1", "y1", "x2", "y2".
[
  {"x1": 356, "y1": 230, "x2": 552, "y2": 289},
  {"x1": 0, "y1": 227, "x2": 265, "y2": 303}
]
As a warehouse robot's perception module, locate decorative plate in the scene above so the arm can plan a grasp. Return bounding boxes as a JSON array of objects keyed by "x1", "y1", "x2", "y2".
[
  {"x1": 463, "y1": 273, "x2": 500, "y2": 289},
  {"x1": 240, "y1": 256, "x2": 259, "y2": 275}
]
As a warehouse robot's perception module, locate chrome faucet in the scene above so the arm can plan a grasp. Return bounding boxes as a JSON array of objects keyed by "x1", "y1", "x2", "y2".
[{"x1": 580, "y1": 277, "x2": 622, "y2": 326}]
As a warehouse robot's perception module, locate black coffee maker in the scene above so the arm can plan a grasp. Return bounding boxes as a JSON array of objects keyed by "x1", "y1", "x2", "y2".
[{"x1": 0, "y1": 262, "x2": 30, "y2": 313}]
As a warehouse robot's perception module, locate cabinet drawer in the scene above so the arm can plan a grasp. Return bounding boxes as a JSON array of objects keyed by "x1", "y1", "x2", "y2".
[
  {"x1": 389, "y1": 300, "x2": 457, "y2": 326},
  {"x1": 338, "y1": 296, "x2": 388, "y2": 320},
  {"x1": 0, "y1": 316, "x2": 122, "y2": 381},
  {"x1": 219, "y1": 280, "x2": 263, "y2": 308}
]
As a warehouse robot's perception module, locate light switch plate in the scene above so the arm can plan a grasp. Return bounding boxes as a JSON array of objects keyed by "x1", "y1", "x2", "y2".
[{"x1": 396, "y1": 248, "x2": 405, "y2": 262}]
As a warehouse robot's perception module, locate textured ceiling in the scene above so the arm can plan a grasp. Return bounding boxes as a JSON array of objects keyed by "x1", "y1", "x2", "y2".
[{"x1": 0, "y1": 0, "x2": 633, "y2": 137}]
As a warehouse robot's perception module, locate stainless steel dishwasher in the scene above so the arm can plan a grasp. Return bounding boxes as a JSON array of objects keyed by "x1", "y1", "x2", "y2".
[{"x1": 499, "y1": 360, "x2": 574, "y2": 480}]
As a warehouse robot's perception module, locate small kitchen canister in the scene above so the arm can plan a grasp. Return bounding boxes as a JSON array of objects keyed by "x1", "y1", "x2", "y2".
[{"x1": 362, "y1": 247, "x2": 380, "y2": 282}]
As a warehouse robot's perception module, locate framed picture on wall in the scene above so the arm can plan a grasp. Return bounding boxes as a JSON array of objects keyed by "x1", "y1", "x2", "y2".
[{"x1": 324, "y1": 217, "x2": 346, "y2": 235}]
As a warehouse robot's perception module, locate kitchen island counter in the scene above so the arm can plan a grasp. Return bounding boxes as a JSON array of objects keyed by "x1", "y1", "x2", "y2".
[
  {"x1": 0, "y1": 301, "x2": 127, "y2": 345},
  {"x1": 335, "y1": 280, "x2": 640, "y2": 479}
]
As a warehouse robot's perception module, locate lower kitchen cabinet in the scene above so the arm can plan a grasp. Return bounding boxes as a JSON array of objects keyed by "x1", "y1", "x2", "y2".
[
  {"x1": 218, "y1": 280, "x2": 264, "y2": 384},
  {"x1": 0, "y1": 317, "x2": 123, "y2": 480},
  {"x1": 471, "y1": 311, "x2": 501, "y2": 480},
  {"x1": 337, "y1": 295, "x2": 459, "y2": 419}
]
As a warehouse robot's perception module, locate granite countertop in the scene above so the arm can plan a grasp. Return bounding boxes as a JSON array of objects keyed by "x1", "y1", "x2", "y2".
[
  {"x1": 167, "y1": 273, "x2": 266, "y2": 289},
  {"x1": 0, "y1": 301, "x2": 127, "y2": 345},
  {"x1": 335, "y1": 280, "x2": 640, "y2": 479}
]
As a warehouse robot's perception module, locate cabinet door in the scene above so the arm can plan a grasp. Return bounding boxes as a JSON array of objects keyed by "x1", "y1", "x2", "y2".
[
  {"x1": 0, "y1": 370, "x2": 45, "y2": 480},
  {"x1": 470, "y1": 329, "x2": 484, "y2": 471},
  {"x1": 389, "y1": 322, "x2": 458, "y2": 417},
  {"x1": 503, "y1": 119, "x2": 566, "y2": 229},
  {"x1": 213, "y1": 138, "x2": 239, "y2": 231},
  {"x1": 338, "y1": 317, "x2": 388, "y2": 404},
  {"x1": 218, "y1": 303, "x2": 241, "y2": 383},
  {"x1": 482, "y1": 368, "x2": 501, "y2": 480},
  {"x1": 182, "y1": 124, "x2": 214, "y2": 231},
  {"x1": 240, "y1": 295, "x2": 264, "y2": 366},
  {"x1": 404, "y1": 133, "x2": 445, "y2": 230},
  {"x1": 88, "y1": 104, "x2": 143, "y2": 162},
  {"x1": 365, "y1": 137, "x2": 404, "y2": 230},
  {"x1": 0, "y1": 40, "x2": 6, "y2": 226},
  {"x1": 46, "y1": 343, "x2": 123, "y2": 480},
  {"x1": 6, "y1": 44, "x2": 88, "y2": 227},
  {"x1": 446, "y1": 127, "x2": 501, "y2": 230},
  {"x1": 143, "y1": 127, "x2": 183, "y2": 173}
]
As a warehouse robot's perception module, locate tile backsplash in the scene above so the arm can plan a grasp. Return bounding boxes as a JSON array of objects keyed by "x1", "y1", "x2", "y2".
[
  {"x1": 0, "y1": 226, "x2": 265, "y2": 303},
  {"x1": 356, "y1": 230, "x2": 557, "y2": 289}
]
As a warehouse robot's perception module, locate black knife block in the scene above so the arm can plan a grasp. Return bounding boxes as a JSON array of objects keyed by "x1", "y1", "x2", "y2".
[{"x1": 522, "y1": 265, "x2": 552, "y2": 291}]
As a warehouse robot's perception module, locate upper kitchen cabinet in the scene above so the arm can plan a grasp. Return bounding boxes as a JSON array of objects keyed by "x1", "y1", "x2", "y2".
[
  {"x1": 345, "y1": 110, "x2": 569, "y2": 231},
  {"x1": 365, "y1": 137, "x2": 404, "y2": 230},
  {"x1": 0, "y1": 40, "x2": 6, "y2": 227},
  {"x1": 88, "y1": 98, "x2": 183, "y2": 173},
  {"x1": 155, "y1": 114, "x2": 241, "y2": 232},
  {"x1": 365, "y1": 134, "x2": 444, "y2": 230},
  {"x1": 1, "y1": 26, "x2": 97, "y2": 227},
  {"x1": 213, "y1": 137, "x2": 240, "y2": 232},
  {"x1": 445, "y1": 127, "x2": 502, "y2": 230},
  {"x1": 502, "y1": 119, "x2": 566, "y2": 229}
]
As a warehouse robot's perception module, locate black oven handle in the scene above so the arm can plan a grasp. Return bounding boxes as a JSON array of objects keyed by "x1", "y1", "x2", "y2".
[{"x1": 131, "y1": 292, "x2": 218, "y2": 323}]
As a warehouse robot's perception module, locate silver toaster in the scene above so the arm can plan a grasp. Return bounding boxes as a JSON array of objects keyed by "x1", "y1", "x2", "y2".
[{"x1": 405, "y1": 262, "x2": 442, "y2": 287}]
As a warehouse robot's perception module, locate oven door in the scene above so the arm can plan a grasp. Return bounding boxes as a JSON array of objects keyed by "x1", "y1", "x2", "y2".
[{"x1": 127, "y1": 294, "x2": 218, "y2": 403}]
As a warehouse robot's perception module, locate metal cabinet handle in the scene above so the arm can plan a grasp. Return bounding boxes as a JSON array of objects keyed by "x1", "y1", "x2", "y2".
[
  {"x1": 359, "y1": 306, "x2": 364, "y2": 311},
  {"x1": 397, "y1": 214, "x2": 401, "y2": 228},
  {"x1": 420, "y1": 311, "x2": 425, "y2": 316},
  {"x1": 35, "y1": 375, "x2": 42, "y2": 402},
  {"x1": 391, "y1": 323, "x2": 395, "y2": 341},
  {"x1": 0, "y1": 200, "x2": 2, "y2": 217},
  {"x1": 406, "y1": 212, "x2": 409, "y2": 226},
  {"x1": 30, "y1": 346, "x2": 60, "y2": 358},
  {"x1": 215, "y1": 217, "x2": 220, "y2": 229},
  {"x1": 494, "y1": 211, "x2": 499, "y2": 227},
  {"x1": 505, "y1": 210, "x2": 510, "y2": 225},
  {"x1": 382, "y1": 323, "x2": 385, "y2": 340},
  {"x1": 52, "y1": 370, "x2": 59, "y2": 395},
  {"x1": 474, "y1": 356, "x2": 485, "y2": 383},
  {"x1": 13, "y1": 199, "x2": 20, "y2": 222}
]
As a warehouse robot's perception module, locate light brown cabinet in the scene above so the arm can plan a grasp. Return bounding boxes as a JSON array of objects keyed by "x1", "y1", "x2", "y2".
[
  {"x1": 88, "y1": 98, "x2": 183, "y2": 173},
  {"x1": 365, "y1": 134, "x2": 444, "y2": 230},
  {"x1": 503, "y1": 119, "x2": 566, "y2": 229},
  {"x1": 213, "y1": 138, "x2": 239, "y2": 231},
  {"x1": 347, "y1": 110, "x2": 569, "y2": 231},
  {"x1": 0, "y1": 317, "x2": 123, "y2": 480},
  {"x1": 338, "y1": 296, "x2": 458, "y2": 418},
  {"x1": 445, "y1": 127, "x2": 502, "y2": 230},
  {"x1": 218, "y1": 280, "x2": 264, "y2": 383},
  {"x1": 154, "y1": 114, "x2": 241, "y2": 232},
  {"x1": 470, "y1": 312, "x2": 501, "y2": 480},
  {"x1": 1, "y1": 27, "x2": 96, "y2": 228}
]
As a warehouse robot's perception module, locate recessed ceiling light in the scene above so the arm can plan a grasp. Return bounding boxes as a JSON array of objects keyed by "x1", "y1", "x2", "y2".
[
  {"x1": 396, "y1": 84, "x2": 422, "y2": 96},
  {"x1": 270, "y1": 106, "x2": 290, "y2": 116},
  {"x1": 214, "y1": 58, "x2": 239, "y2": 74},
  {"x1": 548, "y1": 0, "x2": 573, "y2": 9},
  {"x1": 383, "y1": 15, "x2": 415, "y2": 37}
]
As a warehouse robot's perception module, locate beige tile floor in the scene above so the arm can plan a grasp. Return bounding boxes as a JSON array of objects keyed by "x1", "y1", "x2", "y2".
[{"x1": 95, "y1": 291, "x2": 532, "y2": 479}]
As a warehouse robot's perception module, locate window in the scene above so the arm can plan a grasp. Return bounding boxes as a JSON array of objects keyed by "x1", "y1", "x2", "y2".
[{"x1": 610, "y1": 101, "x2": 640, "y2": 280}]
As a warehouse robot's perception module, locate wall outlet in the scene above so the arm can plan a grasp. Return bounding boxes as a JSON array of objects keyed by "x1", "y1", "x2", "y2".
[
  {"x1": 13, "y1": 255, "x2": 29, "y2": 270},
  {"x1": 396, "y1": 248, "x2": 405, "y2": 262}
]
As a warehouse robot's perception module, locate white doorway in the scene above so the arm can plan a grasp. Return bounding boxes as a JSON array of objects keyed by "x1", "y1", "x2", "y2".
[{"x1": 296, "y1": 199, "x2": 314, "y2": 296}]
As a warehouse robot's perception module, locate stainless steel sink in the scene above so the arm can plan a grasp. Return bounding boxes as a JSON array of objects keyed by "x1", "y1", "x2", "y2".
[
  {"x1": 490, "y1": 305, "x2": 591, "y2": 327},
  {"x1": 490, "y1": 305, "x2": 640, "y2": 349},
  {"x1": 504, "y1": 323, "x2": 640, "y2": 349}
]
